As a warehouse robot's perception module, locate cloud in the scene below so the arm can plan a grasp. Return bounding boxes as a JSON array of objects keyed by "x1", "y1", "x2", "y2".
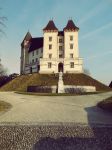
[{"x1": 80, "y1": 21, "x2": 112, "y2": 40}]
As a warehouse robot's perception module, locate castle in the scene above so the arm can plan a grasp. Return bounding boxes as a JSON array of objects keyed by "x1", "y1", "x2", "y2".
[{"x1": 20, "y1": 20, "x2": 83, "y2": 74}]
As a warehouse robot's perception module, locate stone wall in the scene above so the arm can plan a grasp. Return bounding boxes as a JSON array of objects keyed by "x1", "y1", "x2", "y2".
[{"x1": 27, "y1": 86, "x2": 57, "y2": 93}]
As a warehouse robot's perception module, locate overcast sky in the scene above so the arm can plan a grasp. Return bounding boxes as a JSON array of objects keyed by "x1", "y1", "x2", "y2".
[{"x1": 0, "y1": 0, "x2": 112, "y2": 85}]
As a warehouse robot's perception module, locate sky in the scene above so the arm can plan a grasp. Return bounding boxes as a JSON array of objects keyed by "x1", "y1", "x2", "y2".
[{"x1": 0, "y1": 0, "x2": 112, "y2": 85}]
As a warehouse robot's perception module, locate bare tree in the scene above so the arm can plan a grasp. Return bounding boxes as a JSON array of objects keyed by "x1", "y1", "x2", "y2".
[
  {"x1": 0, "y1": 59, "x2": 7, "y2": 76},
  {"x1": 0, "y1": 7, "x2": 7, "y2": 36}
]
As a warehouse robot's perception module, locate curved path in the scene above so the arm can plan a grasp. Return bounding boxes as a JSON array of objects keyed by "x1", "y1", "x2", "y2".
[{"x1": 0, "y1": 91, "x2": 112, "y2": 124}]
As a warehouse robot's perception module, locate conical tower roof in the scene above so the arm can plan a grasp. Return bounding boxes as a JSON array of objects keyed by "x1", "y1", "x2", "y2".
[
  {"x1": 64, "y1": 20, "x2": 79, "y2": 31},
  {"x1": 21, "y1": 31, "x2": 32, "y2": 47},
  {"x1": 43, "y1": 20, "x2": 58, "y2": 31}
]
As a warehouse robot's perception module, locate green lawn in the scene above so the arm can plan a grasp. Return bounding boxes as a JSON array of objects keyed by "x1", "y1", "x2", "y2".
[
  {"x1": 0, "y1": 101, "x2": 11, "y2": 112},
  {"x1": 97, "y1": 96, "x2": 112, "y2": 112}
]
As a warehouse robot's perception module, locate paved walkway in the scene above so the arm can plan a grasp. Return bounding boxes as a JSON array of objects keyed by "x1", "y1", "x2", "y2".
[{"x1": 0, "y1": 91, "x2": 112, "y2": 124}]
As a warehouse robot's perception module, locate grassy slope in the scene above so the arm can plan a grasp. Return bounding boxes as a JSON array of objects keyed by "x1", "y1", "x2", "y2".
[
  {"x1": 0, "y1": 73, "x2": 111, "y2": 92},
  {"x1": 0, "y1": 101, "x2": 11, "y2": 112},
  {"x1": 0, "y1": 73, "x2": 58, "y2": 92},
  {"x1": 63, "y1": 73, "x2": 111, "y2": 91},
  {"x1": 97, "y1": 96, "x2": 112, "y2": 112}
]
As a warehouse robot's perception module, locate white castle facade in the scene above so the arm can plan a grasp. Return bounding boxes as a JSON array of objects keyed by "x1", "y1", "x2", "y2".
[{"x1": 20, "y1": 20, "x2": 83, "y2": 74}]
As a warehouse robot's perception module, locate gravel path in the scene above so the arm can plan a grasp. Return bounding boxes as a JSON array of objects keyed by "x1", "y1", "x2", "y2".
[
  {"x1": 0, "y1": 92, "x2": 112, "y2": 149},
  {"x1": 0, "y1": 92, "x2": 112, "y2": 124},
  {"x1": 0, "y1": 91, "x2": 112, "y2": 124}
]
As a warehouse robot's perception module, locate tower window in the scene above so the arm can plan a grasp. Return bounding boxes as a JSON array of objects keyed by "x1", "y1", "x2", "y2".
[
  {"x1": 48, "y1": 62, "x2": 52, "y2": 68},
  {"x1": 49, "y1": 54, "x2": 52, "y2": 59},
  {"x1": 49, "y1": 44, "x2": 52, "y2": 49},
  {"x1": 70, "y1": 62, "x2": 74, "y2": 68},
  {"x1": 70, "y1": 44, "x2": 73, "y2": 49},
  {"x1": 32, "y1": 59, "x2": 34, "y2": 63},
  {"x1": 70, "y1": 36, "x2": 73, "y2": 41},
  {"x1": 49, "y1": 37, "x2": 52, "y2": 41},
  {"x1": 59, "y1": 38, "x2": 63, "y2": 43},
  {"x1": 70, "y1": 53, "x2": 73, "y2": 58},
  {"x1": 59, "y1": 46, "x2": 63, "y2": 51},
  {"x1": 59, "y1": 54, "x2": 63, "y2": 58}
]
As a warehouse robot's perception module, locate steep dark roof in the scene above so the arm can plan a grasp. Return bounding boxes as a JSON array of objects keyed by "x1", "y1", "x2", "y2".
[
  {"x1": 58, "y1": 31, "x2": 64, "y2": 36},
  {"x1": 109, "y1": 81, "x2": 112, "y2": 88},
  {"x1": 28, "y1": 37, "x2": 43, "y2": 52},
  {"x1": 64, "y1": 20, "x2": 79, "y2": 31},
  {"x1": 21, "y1": 32, "x2": 32, "y2": 47},
  {"x1": 43, "y1": 20, "x2": 58, "y2": 31}
]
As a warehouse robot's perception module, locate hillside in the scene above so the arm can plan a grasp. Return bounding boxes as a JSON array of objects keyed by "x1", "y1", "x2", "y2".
[
  {"x1": 63, "y1": 73, "x2": 111, "y2": 91},
  {"x1": 0, "y1": 73, "x2": 111, "y2": 92},
  {"x1": 0, "y1": 73, "x2": 58, "y2": 92}
]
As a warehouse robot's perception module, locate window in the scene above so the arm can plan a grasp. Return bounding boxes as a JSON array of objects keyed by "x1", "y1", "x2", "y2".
[
  {"x1": 70, "y1": 36, "x2": 73, "y2": 41},
  {"x1": 48, "y1": 62, "x2": 52, "y2": 68},
  {"x1": 49, "y1": 37, "x2": 52, "y2": 41},
  {"x1": 70, "y1": 62, "x2": 74, "y2": 68},
  {"x1": 49, "y1": 54, "x2": 52, "y2": 59},
  {"x1": 36, "y1": 58, "x2": 38, "y2": 62},
  {"x1": 59, "y1": 38, "x2": 63, "y2": 43},
  {"x1": 70, "y1": 53, "x2": 73, "y2": 58},
  {"x1": 32, "y1": 59, "x2": 34, "y2": 63},
  {"x1": 59, "y1": 54, "x2": 63, "y2": 58},
  {"x1": 70, "y1": 44, "x2": 73, "y2": 49},
  {"x1": 32, "y1": 51, "x2": 34, "y2": 56},
  {"x1": 49, "y1": 44, "x2": 52, "y2": 49},
  {"x1": 59, "y1": 46, "x2": 63, "y2": 51},
  {"x1": 36, "y1": 50, "x2": 38, "y2": 55}
]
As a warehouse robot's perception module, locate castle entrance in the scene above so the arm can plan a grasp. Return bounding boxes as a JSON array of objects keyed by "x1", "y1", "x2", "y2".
[{"x1": 58, "y1": 63, "x2": 63, "y2": 72}]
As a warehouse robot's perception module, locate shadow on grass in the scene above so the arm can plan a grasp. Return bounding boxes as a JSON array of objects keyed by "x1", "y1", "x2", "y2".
[{"x1": 0, "y1": 101, "x2": 12, "y2": 112}]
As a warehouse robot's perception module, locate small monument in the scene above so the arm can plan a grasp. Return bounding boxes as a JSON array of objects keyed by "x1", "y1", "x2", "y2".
[{"x1": 58, "y1": 72, "x2": 65, "y2": 93}]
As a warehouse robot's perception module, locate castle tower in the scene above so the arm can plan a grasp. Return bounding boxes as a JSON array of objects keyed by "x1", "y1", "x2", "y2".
[
  {"x1": 20, "y1": 32, "x2": 32, "y2": 74},
  {"x1": 63, "y1": 20, "x2": 83, "y2": 73},
  {"x1": 39, "y1": 20, "x2": 59, "y2": 73}
]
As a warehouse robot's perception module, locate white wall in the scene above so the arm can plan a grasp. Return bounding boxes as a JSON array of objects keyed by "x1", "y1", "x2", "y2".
[
  {"x1": 43, "y1": 32, "x2": 58, "y2": 59},
  {"x1": 64, "y1": 31, "x2": 79, "y2": 58}
]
